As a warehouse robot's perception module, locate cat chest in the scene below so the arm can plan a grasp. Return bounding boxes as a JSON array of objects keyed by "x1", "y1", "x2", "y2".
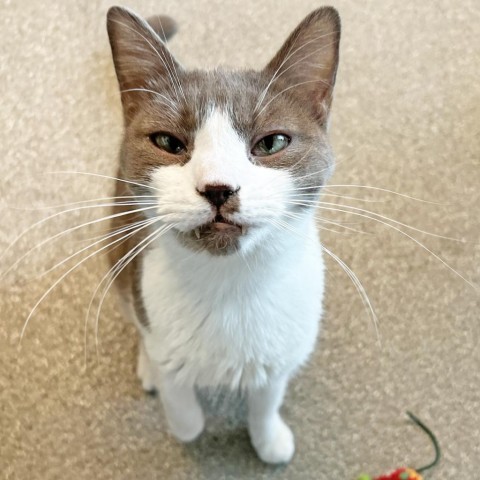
[
  {"x1": 140, "y1": 247, "x2": 324, "y2": 387},
  {"x1": 143, "y1": 291, "x2": 320, "y2": 388}
]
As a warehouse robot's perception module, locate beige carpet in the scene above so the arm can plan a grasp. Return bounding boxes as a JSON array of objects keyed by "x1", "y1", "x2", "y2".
[{"x1": 1, "y1": 0, "x2": 479, "y2": 478}]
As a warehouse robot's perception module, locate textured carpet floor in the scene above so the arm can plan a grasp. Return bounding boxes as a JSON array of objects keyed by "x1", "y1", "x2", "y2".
[{"x1": 1, "y1": 0, "x2": 479, "y2": 479}]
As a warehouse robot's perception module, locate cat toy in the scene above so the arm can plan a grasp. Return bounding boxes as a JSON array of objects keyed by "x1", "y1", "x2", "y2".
[{"x1": 356, "y1": 412, "x2": 441, "y2": 480}]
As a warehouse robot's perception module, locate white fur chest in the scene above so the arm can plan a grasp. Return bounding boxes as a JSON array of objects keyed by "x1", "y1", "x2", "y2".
[{"x1": 141, "y1": 223, "x2": 325, "y2": 389}]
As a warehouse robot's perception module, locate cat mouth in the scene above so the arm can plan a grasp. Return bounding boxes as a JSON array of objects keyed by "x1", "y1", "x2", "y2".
[{"x1": 193, "y1": 215, "x2": 246, "y2": 239}]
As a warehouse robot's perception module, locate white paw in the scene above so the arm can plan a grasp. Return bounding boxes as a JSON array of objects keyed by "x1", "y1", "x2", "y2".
[
  {"x1": 250, "y1": 417, "x2": 295, "y2": 464},
  {"x1": 136, "y1": 346, "x2": 156, "y2": 392},
  {"x1": 167, "y1": 405, "x2": 205, "y2": 443}
]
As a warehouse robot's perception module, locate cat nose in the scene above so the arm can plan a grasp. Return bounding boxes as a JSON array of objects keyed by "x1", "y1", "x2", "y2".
[{"x1": 198, "y1": 184, "x2": 239, "y2": 208}]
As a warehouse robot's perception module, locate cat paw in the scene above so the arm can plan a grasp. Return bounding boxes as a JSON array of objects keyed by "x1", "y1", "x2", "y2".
[
  {"x1": 167, "y1": 405, "x2": 205, "y2": 443},
  {"x1": 250, "y1": 417, "x2": 295, "y2": 464}
]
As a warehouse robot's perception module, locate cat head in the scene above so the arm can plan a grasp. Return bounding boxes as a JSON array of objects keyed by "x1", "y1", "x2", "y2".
[{"x1": 107, "y1": 6, "x2": 341, "y2": 256}]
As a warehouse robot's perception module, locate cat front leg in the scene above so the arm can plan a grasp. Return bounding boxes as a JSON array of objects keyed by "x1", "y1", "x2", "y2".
[
  {"x1": 158, "y1": 372, "x2": 205, "y2": 442},
  {"x1": 247, "y1": 375, "x2": 295, "y2": 464},
  {"x1": 138, "y1": 341, "x2": 205, "y2": 441}
]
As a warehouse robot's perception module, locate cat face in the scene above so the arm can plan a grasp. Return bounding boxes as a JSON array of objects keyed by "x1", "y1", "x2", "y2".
[{"x1": 107, "y1": 7, "x2": 340, "y2": 255}]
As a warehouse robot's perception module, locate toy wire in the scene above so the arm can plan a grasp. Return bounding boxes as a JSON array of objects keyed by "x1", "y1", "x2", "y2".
[{"x1": 406, "y1": 411, "x2": 441, "y2": 474}]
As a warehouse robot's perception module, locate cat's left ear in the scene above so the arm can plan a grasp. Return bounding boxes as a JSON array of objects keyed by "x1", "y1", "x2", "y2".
[{"x1": 263, "y1": 7, "x2": 341, "y2": 124}]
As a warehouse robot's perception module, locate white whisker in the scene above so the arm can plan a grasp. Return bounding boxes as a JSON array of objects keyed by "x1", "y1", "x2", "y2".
[
  {"x1": 291, "y1": 192, "x2": 382, "y2": 204},
  {"x1": 289, "y1": 198, "x2": 465, "y2": 242},
  {"x1": 255, "y1": 32, "x2": 339, "y2": 113},
  {"x1": 18, "y1": 216, "x2": 161, "y2": 345},
  {"x1": 316, "y1": 205, "x2": 477, "y2": 291},
  {"x1": 1, "y1": 204, "x2": 159, "y2": 279},
  {"x1": 120, "y1": 88, "x2": 177, "y2": 109},
  {"x1": 38, "y1": 217, "x2": 159, "y2": 281},
  {"x1": 285, "y1": 199, "x2": 476, "y2": 290},
  {"x1": 265, "y1": 215, "x2": 379, "y2": 341},
  {"x1": 6, "y1": 195, "x2": 157, "y2": 211},
  {"x1": 254, "y1": 78, "x2": 332, "y2": 121},
  {"x1": 45, "y1": 170, "x2": 160, "y2": 192},
  {"x1": 154, "y1": 14, "x2": 187, "y2": 102},
  {"x1": 110, "y1": 19, "x2": 185, "y2": 103},
  {"x1": 320, "y1": 219, "x2": 371, "y2": 235},
  {"x1": 321, "y1": 245, "x2": 380, "y2": 342},
  {"x1": 285, "y1": 183, "x2": 447, "y2": 205},
  {"x1": 90, "y1": 222, "x2": 177, "y2": 358}
]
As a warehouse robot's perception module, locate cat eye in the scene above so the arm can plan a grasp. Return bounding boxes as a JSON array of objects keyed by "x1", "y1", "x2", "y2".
[
  {"x1": 252, "y1": 133, "x2": 291, "y2": 156},
  {"x1": 150, "y1": 132, "x2": 186, "y2": 154}
]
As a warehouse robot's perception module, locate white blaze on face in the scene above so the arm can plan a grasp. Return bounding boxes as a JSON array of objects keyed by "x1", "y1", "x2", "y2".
[{"x1": 190, "y1": 109, "x2": 251, "y2": 192}]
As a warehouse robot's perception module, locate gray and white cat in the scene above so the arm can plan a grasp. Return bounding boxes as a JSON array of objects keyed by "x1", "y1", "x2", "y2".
[{"x1": 106, "y1": 5, "x2": 340, "y2": 464}]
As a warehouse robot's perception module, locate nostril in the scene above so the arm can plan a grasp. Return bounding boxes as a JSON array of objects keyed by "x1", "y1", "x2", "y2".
[{"x1": 198, "y1": 184, "x2": 239, "y2": 208}]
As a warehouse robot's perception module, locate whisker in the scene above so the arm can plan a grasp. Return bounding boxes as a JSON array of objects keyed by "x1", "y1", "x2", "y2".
[
  {"x1": 68, "y1": 214, "x2": 149, "y2": 246},
  {"x1": 6, "y1": 195, "x2": 158, "y2": 211},
  {"x1": 254, "y1": 78, "x2": 332, "y2": 122},
  {"x1": 45, "y1": 170, "x2": 160, "y2": 193},
  {"x1": 91, "y1": 222, "x2": 177, "y2": 358},
  {"x1": 284, "y1": 183, "x2": 448, "y2": 205},
  {"x1": 318, "y1": 205, "x2": 477, "y2": 291},
  {"x1": 256, "y1": 39, "x2": 337, "y2": 112},
  {"x1": 37, "y1": 217, "x2": 159, "y2": 281},
  {"x1": 290, "y1": 192, "x2": 382, "y2": 204},
  {"x1": 154, "y1": 14, "x2": 187, "y2": 102},
  {"x1": 283, "y1": 209, "x2": 370, "y2": 235},
  {"x1": 288, "y1": 198, "x2": 465, "y2": 242},
  {"x1": 283, "y1": 212, "x2": 345, "y2": 235},
  {"x1": 1, "y1": 204, "x2": 159, "y2": 279},
  {"x1": 83, "y1": 218, "x2": 163, "y2": 365},
  {"x1": 285, "y1": 199, "x2": 477, "y2": 290},
  {"x1": 120, "y1": 88, "x2": 178, "y2": 109},
  {"x1": 321, "y1": 244, "x2": 380, "y2": 342},
  {"x1": 285, "y1": 146, "x2": 315, "y2": 174},
  {"x1": 265, "y1": 215, "x2": 379, "y2": 339},
  {"x1": 287, "y1": 145, "x2": 368, "y2": 186},
  {"x1": 110, "y1": 19, "x2": 185, "y2": 103},
  {"x1": 254, "y1": 32, "x2": 339, "y2": 113},
  {"x1": 319, "y1": 219, "x2": 371, "y2": 235},
  {"x1": 325, "y1": 185, "x2": 450, "y2": 205},
  {"x1": 18, "y1": 215, "x2": 160, "y2": 345}
]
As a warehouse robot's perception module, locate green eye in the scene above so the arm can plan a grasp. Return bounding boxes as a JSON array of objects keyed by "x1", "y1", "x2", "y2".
[
  {"x1": 252, "y1": 133, "x2": 290, "y2": 156},
  {"x1": 150, "y1": 133, "x2": 186, "y2": 154}
]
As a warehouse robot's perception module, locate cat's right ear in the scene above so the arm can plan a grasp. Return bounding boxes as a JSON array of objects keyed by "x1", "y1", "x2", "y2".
[{"x1": 106, "y1": 6, "x2": 181, "y2": 111}]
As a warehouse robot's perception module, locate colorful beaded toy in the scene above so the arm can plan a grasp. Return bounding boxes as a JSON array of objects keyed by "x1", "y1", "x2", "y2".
[
  {"x1": 357, "y1": 468, "x2": 422, "y2": 480},
  {"x1": 356, "y1": 412, "x2": 441, "y2": 480}
]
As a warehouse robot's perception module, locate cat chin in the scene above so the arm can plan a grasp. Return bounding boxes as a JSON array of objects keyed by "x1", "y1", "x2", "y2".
[{"x1": 176, "y1": 219, "x2": 245, "y2": 256}]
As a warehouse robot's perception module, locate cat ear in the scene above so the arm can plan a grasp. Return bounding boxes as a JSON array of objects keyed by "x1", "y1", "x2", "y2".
[
  {"x1": 106, "y1": 7, "x2": 181, "y2": 102},
  {"x1": 145, "y1": 15, "x2": 177, "y2": 42},
  {"x1": 263, "y1": 7, "x2": 341, "y2": 123}
]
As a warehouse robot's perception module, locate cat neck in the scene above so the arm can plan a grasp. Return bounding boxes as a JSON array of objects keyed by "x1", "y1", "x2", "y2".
[{"x1": 150, "y1": 210, "x2": 319, "y2": 274}]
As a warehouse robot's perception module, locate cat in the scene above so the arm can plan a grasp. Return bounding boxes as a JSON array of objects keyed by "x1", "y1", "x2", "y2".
[{"x1": 106, "y1": 5, "x2": 340, "y2": 464}]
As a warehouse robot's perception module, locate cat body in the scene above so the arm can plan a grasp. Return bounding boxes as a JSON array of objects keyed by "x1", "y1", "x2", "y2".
[
  {"x1": 141, "y1": 211, "x2": 324, "y2": 389},
  {"x1": 106, "y1": 6, "x2": 340, "y2": 463}
]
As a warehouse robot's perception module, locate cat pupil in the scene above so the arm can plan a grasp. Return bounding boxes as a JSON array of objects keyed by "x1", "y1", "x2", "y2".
[
  {"x1": 264, "y1": 136, "x2": 274, "y2": 150},
  {"x1": 258, "y1": 133, "x2": 289, "y2": 155},
  {"x1": 152, "y1": 133, "x2": 184, "y2": 154},
  {"x1": 169, "y1": 137, "x2": 181, "y2": 152}
]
